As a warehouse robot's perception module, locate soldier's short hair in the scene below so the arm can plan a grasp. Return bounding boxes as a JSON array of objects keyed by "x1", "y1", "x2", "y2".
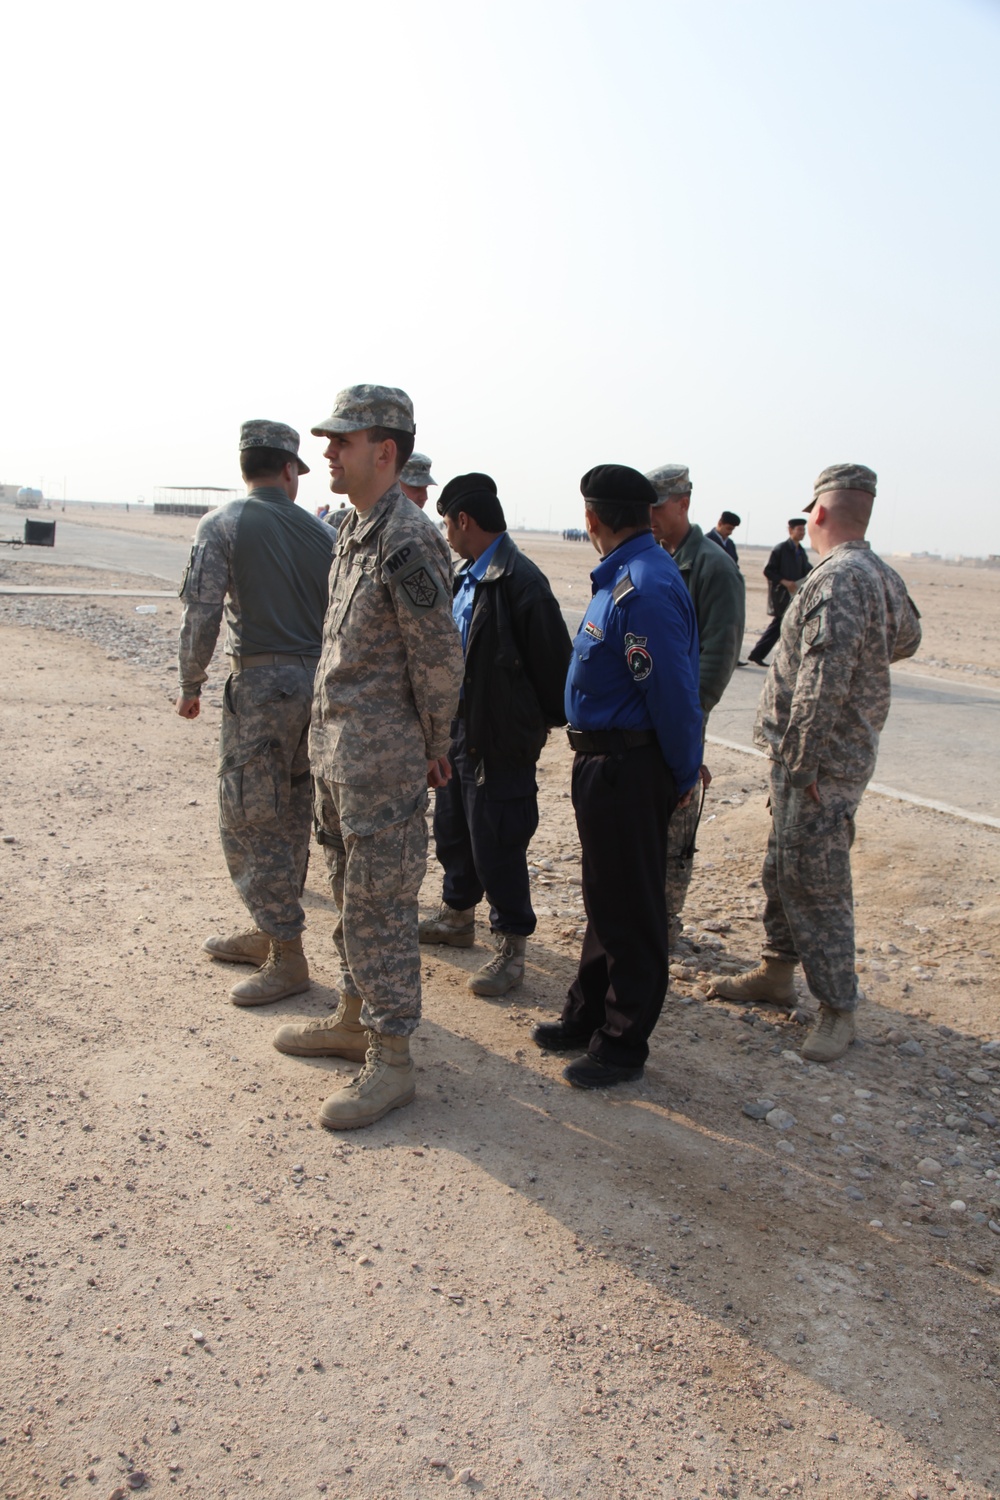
[
  {"x1": 240, "y1": 446, "x2": 295, "y2": 482},
  {"x1": 585, "y1": 499, "x2": 651, "y2": 534},
  {"x1": 366, "y1": 426, "x2": 416, "y2": 472}
]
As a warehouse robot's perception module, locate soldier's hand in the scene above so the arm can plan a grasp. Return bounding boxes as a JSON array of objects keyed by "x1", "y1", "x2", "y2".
[
  {"x1": 427, "y1": 756, "x2": 452, "y2": 789},
  {"x1": 803, "y1": 781, "x2": 821, "y2": 804},
  {"x1": 699, "y1": 764, "x2": 712, "y2": 788},
  {"x1": 176, "y1": 695, "x2": 201, "y2": 720}
]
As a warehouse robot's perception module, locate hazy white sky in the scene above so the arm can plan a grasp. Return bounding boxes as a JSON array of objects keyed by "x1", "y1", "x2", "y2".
[{"x1": 4, "y1": 0, "x2": 998, "y2": 553}]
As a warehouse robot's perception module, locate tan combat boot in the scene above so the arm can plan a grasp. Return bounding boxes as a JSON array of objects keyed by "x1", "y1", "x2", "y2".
[
  {"x1": 229, "y1": 936, "x2": 310, "y2": 1007},
  {"x1": 272, "y1": 991, "x2": 368, "y2": 1063},
  {"x1": 468, "y1": 933, "x2": 526, "y2": 997},
  {"x1": 418, "y1": 903, "x2": 476, "y2": 948},
  {"x1": 707, "y1": 956, "x2": 797, "y2": 1008},
  {"x1": 202, "y1": 927, "x2": 271, "y2": 966},
  {"x1": 318, "y1": 1032, "x2": 415, "y2": 1131},
  {"x1": 801, "y1": 1005, "x2": 856, "y2": 1063}
]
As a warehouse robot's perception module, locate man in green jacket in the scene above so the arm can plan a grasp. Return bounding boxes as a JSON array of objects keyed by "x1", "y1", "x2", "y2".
[{"x1": 647, "y1": 464, "x2": 746, "y2": 942}]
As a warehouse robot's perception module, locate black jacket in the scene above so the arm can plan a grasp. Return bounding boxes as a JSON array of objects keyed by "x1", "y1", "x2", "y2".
[
  {"x1": 764, "y1": 538, "x2": 811, "y2": 617},
  {"x1": 457, "y1": 532, "x2": 572, "y2": 773}
]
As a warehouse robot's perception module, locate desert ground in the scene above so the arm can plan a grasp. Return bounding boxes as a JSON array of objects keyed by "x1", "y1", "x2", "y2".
[{"x1": 1, "y1": 512, "x2": 998, "y2": 1500}]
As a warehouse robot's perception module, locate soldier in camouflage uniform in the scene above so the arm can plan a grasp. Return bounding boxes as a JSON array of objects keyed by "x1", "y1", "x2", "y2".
[
  {"x1": 399, "y1": 452, "x2": 437, "y2": 509},
  {"x1": 272, "y1": 386, "x2": 464, "y2": 1130},
  {"x1": 176, "y1": 421, "x2": 334, "y2": 1005},
  {"x1": 647, "y1": 464, "x2": 745, "y2": 945},
  {"x1": 709, "y1": 465, "x2": 921, "y2": 1061}
]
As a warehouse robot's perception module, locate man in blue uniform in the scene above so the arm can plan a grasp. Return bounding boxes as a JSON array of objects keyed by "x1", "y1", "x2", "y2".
[{"x1": 532, "y1": 464, "x2": 703, "y2": 1089}]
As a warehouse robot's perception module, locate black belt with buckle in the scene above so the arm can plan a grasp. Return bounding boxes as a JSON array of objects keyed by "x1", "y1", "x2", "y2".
[{"x1": 566, "y1": 728, "x2": 656, "y2": 753}]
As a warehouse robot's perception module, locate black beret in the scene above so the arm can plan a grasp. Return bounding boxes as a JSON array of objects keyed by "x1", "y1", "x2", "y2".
[
  {"x1": 580, "y1": 464, "x2": 657, "y2": 507},
  {"x1": 437, "y1": 472, "x2": 498, "y2": 518}
]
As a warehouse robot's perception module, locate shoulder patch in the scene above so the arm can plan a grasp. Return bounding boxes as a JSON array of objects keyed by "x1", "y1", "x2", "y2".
[
  {"x1": 382, "y1": 544, "x2": 415, "y2": 582},
  {"x1": 612, "y1": 573, "x2": 636, "y2": 605},
  {"x1": 624, "y1": 631, "x2": 652, "y2": 681},
  {"x1": 392, "y1": 555, "x2": 441, "y2": 615}
]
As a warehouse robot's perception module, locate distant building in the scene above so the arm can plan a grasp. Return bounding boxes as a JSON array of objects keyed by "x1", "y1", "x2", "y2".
[{"x1": 153, "y1": 485, "x2": 239, "y2": 517}]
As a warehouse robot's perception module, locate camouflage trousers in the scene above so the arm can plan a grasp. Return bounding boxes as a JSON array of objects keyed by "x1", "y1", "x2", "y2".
[
  {"x1": 313, "y1": 775, "x2": 429, "y2": 1037},
  {"x1": 665, "y1": 782, "x2": 704, "y2": 933},
  {"x1": 217, "y1": 663, "x2": 316, "y2": 942},
  {"x1": 762, "y1": 764, "x2": 866, "y2": 1012}
]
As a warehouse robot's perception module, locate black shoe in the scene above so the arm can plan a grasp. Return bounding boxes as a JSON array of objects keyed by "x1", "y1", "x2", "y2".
[
  {"x1": 746, "y1": 654, "x2": 767, "y2": 667},
  {"x1": 563, "y1": 1055, "x2": 645, "y2": 1089},
  {"x1": 531, "y1": 1021, "x2": 591, "y2": 1052}
]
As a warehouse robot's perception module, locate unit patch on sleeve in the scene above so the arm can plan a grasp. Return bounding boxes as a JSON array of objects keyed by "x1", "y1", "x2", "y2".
[
  {"x1": 394, "y1": 556, "x2": 440, "y2": 615},
  {"x1": 624, "y1": 631, "x2": 652, "y2": 681}
]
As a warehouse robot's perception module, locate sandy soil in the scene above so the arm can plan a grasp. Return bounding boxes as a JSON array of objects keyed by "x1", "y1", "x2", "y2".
[{"x1": 1, "y1": 541, "x2": 999, "y2": 1500}]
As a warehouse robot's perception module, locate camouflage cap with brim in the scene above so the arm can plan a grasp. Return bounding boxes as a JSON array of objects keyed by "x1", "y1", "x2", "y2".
[
  {"x1": 805, "y1": 462, "x2": 877, "y2": 512},
  {"x1": 239, "y1": 419, "x2": 310, "y2": 474},
  {"x1": 311, "y1": 384, "x2": 415, "y2": 437},
  {"x1": 645, "y1": 463, "x2": 692, "y2": 504},
  {"x1": 399, "y1": 452, "x2": 437, "y2": 487}
]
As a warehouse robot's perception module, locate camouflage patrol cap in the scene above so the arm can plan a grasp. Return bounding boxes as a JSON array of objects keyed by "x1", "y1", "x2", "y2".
[
  {"x1": 239, "y1": 419, "x2": 310, "y2": 475},
  {"x1": 311, "y1": 384, "x2": 416, "y2": 437},
  {"x1": 399, "y1": 452, "x2": 437, "y2": 487},
  {"x1": 805, "y1": 462, "x2": 877, "y2": 512},
  {"x1": 645, "y1": 464, "x2": 692, "y2": 504}
]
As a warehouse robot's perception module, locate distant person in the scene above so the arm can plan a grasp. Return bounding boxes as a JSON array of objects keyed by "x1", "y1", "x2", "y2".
[
  {"x1": 709, "y1": 465, "x2": 921, "y2": 1062},
  {"x1": 647, "y1": 465, "x2": 745, "y2": 944},
  {"x1": 316, "y1": 503, "x2": 330, "y2": 521},
  {"x1": 532, "y1": 465, "x2": 702, "y2": 1090},
  {"x1": 175, "y1": 420, "x2": 334, "y2": 1005},
  {"x1": 399, "y1": 452, "x2": 437, "y2": 509},
  {"x1": 747, "y1": 518, "x2": 812, "y2": 665},
  {"x1": 326, "y1": 502, "x2": 351, "y2": 530},
  {"x1": 706, "y1": 511, "x2": 741, "y2": 564},
  {"x1": 272, "y1": 385, "x2": 464, "y2": 1131},
  {"x1": 419, "y1": 473, "x2": 572, "y2": 995}
]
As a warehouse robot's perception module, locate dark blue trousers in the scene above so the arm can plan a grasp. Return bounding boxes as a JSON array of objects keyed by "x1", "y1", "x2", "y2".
[
  {"x1": 433, "y1": 718, "x2": 539, "y2": 936},
  {"x1": 562, "y1": 744, "x2": 676, "y2": 1068}
]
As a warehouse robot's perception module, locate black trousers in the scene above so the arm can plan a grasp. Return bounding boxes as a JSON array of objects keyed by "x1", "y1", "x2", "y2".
[
  {"x1": 432, "y1": 719, "x2": 539, "y2": 936},
  {"x1": 750, "y1": 595, "x2": 791, "y2": 663},
  {"x1": 562, "y1": 744, "x2": 677, "y2": 1068}
]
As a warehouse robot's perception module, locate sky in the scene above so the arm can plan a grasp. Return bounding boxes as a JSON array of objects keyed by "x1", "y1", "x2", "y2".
[{"x1": 3, "y1": 0, "x2": 998, "y2": 554}]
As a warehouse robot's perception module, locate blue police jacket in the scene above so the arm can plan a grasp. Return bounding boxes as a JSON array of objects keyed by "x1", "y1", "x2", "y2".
[{"x1": 565, "y1": 532, "x2": 703, "y2": 793}]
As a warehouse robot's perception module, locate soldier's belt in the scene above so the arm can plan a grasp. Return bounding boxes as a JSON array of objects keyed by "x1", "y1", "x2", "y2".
[
  {"x1": 566, "y1": 728, "x2": 656, "y2": 753},
  {"x1": 227, "y1": 652, "x2": 321, "y2": 671}
]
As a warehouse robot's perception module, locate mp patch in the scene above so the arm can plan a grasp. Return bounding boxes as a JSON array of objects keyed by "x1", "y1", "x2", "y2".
[
  {"x1": 395, "y1": 558, "x2": 440, "y2": 615},
  {"x1": 624, "y1": 631, "x2": 652, "y2": 682}
]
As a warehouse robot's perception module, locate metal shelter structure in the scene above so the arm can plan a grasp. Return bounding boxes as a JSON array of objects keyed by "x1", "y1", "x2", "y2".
[{"x1": 153, "y1": 485, "x2": 239, "y2": 517}]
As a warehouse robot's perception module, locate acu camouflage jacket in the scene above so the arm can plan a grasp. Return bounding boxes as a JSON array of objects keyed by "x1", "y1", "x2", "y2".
[
  {"x1": 754, "y1": 540, "x2": 921, "y2": 788},
  {"x1": 309, "y1": 484, "x2": 463, "y2": 790}
]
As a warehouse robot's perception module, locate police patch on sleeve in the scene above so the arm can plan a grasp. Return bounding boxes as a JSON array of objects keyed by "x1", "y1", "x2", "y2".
[
  {"x1": 624, "y1": 631, "x2": 652, "y2": 681},
  {"x1": 393, "y1": 555, "x2": 440, "y2": 616}
]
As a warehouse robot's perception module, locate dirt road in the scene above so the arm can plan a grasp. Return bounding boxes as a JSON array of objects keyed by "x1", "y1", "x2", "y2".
[{"x1": 1, "y1": 569, "x2": 999, "y2": 1499}]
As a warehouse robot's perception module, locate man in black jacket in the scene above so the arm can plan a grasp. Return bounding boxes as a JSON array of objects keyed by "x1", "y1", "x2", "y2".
[
  {"x1": 418, "y1": 473, "x2": 573, "y2": 996},
  {"x1": 747, "y1": 519, "x2": 812, "y2": 665}
]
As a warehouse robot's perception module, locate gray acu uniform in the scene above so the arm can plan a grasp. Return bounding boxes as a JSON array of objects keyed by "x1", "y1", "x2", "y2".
[
  {"x1": 177, "y1": 488, "x2": 334, "y2": 941},
  {"x1": 754, "y1": 540, "x2": 921, "y2": 1010},
  {"x1": 665, "y1": 524, "x2": 746, "y2": 921},
  {"x1": 309, "y1": 484, "x2": 464, "y2": 1037}
]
